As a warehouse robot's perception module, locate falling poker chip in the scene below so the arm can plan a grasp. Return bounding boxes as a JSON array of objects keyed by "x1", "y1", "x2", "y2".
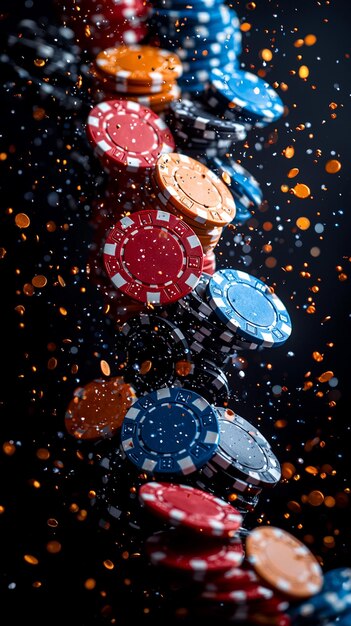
[
  {"x1": 246, "y1": 526, "x2": 324, "y2": 600},
  {"x1": 208, "y1": 407, "x2": 281, "y2": 488},
  {"x1": 173, "y1": 357, "x2": 230, "y2": 405},
  {"x1": 139, "y1": 482, "x2": 242, "y2": 537},
  {"x1": 121, "y1": 386, "x2": 220, "y2": 475},
  {"x1": 64, "y1": 377, "x2": 137, "y2": 440},
  {"x1": 120, "y1": 312, "x2": 191, "y2": 392},
  {"x1": 146, "y1": 528, "x2": 244, "y2": 573},
  {"x1": 103, "y1": 209, "x2": 204, "y2": 305},
  {"x1": 206, "y1": 268, "x2": 293, "y2": 348}
]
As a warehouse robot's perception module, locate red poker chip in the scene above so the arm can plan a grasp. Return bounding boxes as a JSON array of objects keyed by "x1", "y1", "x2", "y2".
[
  {"x1": 146, "y1": 529, "x2": 244, "y2": 573},
  {"x1": 139, "y1": 483, "x2": 242, "y2": 538},
  {"x1": 103, "y1": 209, "x2": 204, "y2": 305},
  {"x1": 250, "y1": 597, "x2": 290, "y2": 615},
  {"x1": 86, "y1": 99, "x2": 175, "y2": 173},
  {"x1": 204, "y1": 566, "x2": 259, "y2": 592},
  {"x1": 201, "y1": 582, "x2": 274, "y2": 604}
]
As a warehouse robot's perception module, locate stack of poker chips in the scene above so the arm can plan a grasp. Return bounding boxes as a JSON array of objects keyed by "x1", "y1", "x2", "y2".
[
  {"x1": 139, "y1": 486, "x2": 324, "y2": 626},
  {"x1": 149, "y1": 152, "x2": 237, "y2": 275},
  {"x1": 148, "y1": 0, "x2": 242, "y2": 95},
  {"x1": 59, "y1": 0, "x2": 151, "y2": 57},
  {"x1": 195, "y1": 406, "x2": 281, "y2": 517},
  {"x1": 119, "y1": 313, "x2": 230, "y2": 404},
  {"x1": 2, "y1": 18, "x2": 87, "y2": 112},
  {"x1": 89, "y1": 44, "x2": 182, "y2": 113},
  {"x1": 166, "y1": 269, "x2": 293, "y2": 367},
  {"x1": 85, "y1": 102, "x2": 176, "y2": 319}
]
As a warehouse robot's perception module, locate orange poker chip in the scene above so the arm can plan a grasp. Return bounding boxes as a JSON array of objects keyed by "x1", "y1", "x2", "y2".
[
  {"x1": 65, "y1": 377, "x2": 137, "y2": 440},
  {"x1": 90, "y1": 64, "x2": 176, "y2": 94},
  {"x1": 246, "y1": 526, "x2": 323, "y2": 599},
  {"x1": 95, "y1": 45, "x2": 183, "y2": 84},
  {"x1": 154, "y1": 153, "x2": 236, "y2": 227}
]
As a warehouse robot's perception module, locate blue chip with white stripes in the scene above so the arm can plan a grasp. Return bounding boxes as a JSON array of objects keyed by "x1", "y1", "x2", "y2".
[
  {"x1": 206, "y1": 269, "x2": 292, "y2": 347},
  {"x1": 121, "y1": 387, "x2": 220, "y2": 475}
]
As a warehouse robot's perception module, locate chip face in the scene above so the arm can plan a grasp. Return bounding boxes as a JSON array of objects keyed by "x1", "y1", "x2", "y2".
[
  {"x1": 209, "y1": 68, "x2": 285, "y2": 127},
  {"x1": 139, "y1": 482, "x2": 242, "y2": 537},
  {"x1": 246, "y1": 526, "x2": 324, "y2": 599},
  {"x1": 86, "y1": 100, "x2": 175, "y2": 172},
  {"x1": 121, "y1": 386, "x2": 220, "y2": 475},
  {"x1": 95, "y1": 45, "x2": 183, "y2": 84},
  {"x1": 103, "y1": 209, "x2": 204, "y2": 305},
  {"x1": 206, "y1": 268, "x2": 292, "y2": 347},
  {"x1": 154, "y1": 153, "x2": 236, "y2": 227}
]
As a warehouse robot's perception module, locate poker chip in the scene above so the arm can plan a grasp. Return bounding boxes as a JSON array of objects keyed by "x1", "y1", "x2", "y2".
[
  {"x1": 95, "y1": 45, "x2": 182, "y2": 84},
  {"x1": 139, "y1": 482, "x2": 242, "y2": 537},
  {"x1": 202, "y1": 582, "x2": 274, "y2": 603},
  {"x1": 206, "y1": 268, "x2": 292, "y2": 347},
  {"x1": 206, "y1": 406, "x2": 281, "y2": 488},
  {"x1": 121, "y1": 313, "x2": 191, "y2": 392},
  {"x1": 154, "y1": 153, "x2": 236, "y2": 227},
  {"x1": 65, "y1": 377, "x2": 137, "y2": 440},
  {"x1": 121, "y1": 387, "x2": 220, "y2": 475},
  {"x1": 246, "y1": 526, "x2": 324, "y2": 599},
  {"x1": 146, "y1": 528, "x2": 244, "y2": 572},
  {"x1": 173, "y1": 357, "x2": 230, "y2": 405},
  {"x1": 207, "y1": 67, "x2": 285, "y2": 128},
  {"x1": 204, "y1": 567, "x2": 260, "y2": 592},
  {"x1": 289, "y1": 567, "x2": 351, "y2": 623},
  {"x1": 86, "y1": 100, "x2": 175, "y2": 174},
  {"x1": 103, "y1": 209, "x2": 203, "y2": 305},
  {"x1": 208, "y1": 155, "x2": 263, "y2": 224}
]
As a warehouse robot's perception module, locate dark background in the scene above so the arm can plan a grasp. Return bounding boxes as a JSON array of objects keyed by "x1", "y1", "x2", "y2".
[{"x1": 0, "y1": 0, "x2": 350, "y2": 624}]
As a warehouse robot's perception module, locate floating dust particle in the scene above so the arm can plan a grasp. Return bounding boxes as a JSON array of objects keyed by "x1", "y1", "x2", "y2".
[
  {"x1": 15, "y1": 213, "x2": 30, "y2": 228},
  {"x1": 246, "y1": 2, "x2": 256, "y2": 9},
  {"x1": 33, "y1": 107, "x2": 46, "y2": 121},
  {"x1": 262, "y1": 221, "x2": 273, "y2": 231},
  {"x1": 58, "y1": 275, "x2": 66, "y2": 287},
  {"x1": 318, "y1": 371, "x2": 334, "y2": 383},
  {"x1": 46, "y1": 221, "x2": 56, "y2": 232},
  {"x1": 139, "y1": 360, "x2": 152, "y2": 375},
  {"x1": 305, "y1": 34, "x2": 317, "y2": 46},
  {"x1": 274, "y1": 419, "x2": 287, "y2": 428},
  {"x1": 294, "y1": 38, "x2": 304, "y2": 48},
  {"x1": 240, "y1": 22, "x2": 251, "y2": 32},
  {"x1": 313, "y1": 352, "x2": 324, "y2": 362},
  {"x1": 59, "y1": 307, "x2": 67, "y2": 316},
  {"x1": 325, "y1": 159, "x2": 341, "y2": 173},
  {"x1": 305, "y1": 466, "x2": 319, "y2": 476},
  {"x1": 281, "y1": 184, "x2": 289, "y2": 193},
  {"x1": 323, "y1": 536, "x2": 335, "y2": 548},
  {"x1": 265, "y1": 257, "x2": 277, "y2": 268},
  {"x1": 324, "y1": 496, "x2": 336, "y2": 508},
  {"x1": 32, "y1": 275, "x2": 47, "y2": 288},
  {"x1": 0, "y1": 247, "x2": 7, "y2": 259},
  {"x1": 283, "y1": 146, "x2": 295, "y2": 159},
  {"x1": 288, "y1": 167, "x2": 299, "y2": 178},
  {"x1": 308, "y1": 491, "x2": 325, "y2": 506},
  {"x1": 338, "y1": 272, "x2": 348, "y2": 281},
  {"x1": 260, "y1": 48, "x2": 273, "y2": 61},
  {"x1": 24, "y1": 554, "x2": 39, "y2": 565},
  {"x1": 46, "y1": 541, "x2": 61, "y2": 554},
  {"x1": 292, "y1": 183, "x2": 310, "y2": 199},
  {"x1": 36, "y1": 448, "x2": 50, "y2": 460},
  {"x1": 34, "y1": 58, "x2": 46, "y2": 67},
  {"x1": 84, "y1": 579, "x2": 97, "y2": 590},
  {"x1": 310, "y1": 247, "x2": 320, "y2": 257},
  {"x1": 296, "y1": 217, "x2": 311, "y2": 230},
  {"x1": 0, "y1": 153, "x2": 8, "y2": 161},
  {"x1": 48, "y1": 358, "x2": 57, "y2": 370},
  {"x1": 100, "y1": 360, "x2": 111, "y2": 376},
  {"x1": 3, "y1": 442, "x2": 16, "y2": 456},
  {"x1": 282, "y1": 463, "x2": 296, "y2": 479},
  {"x1": 299, "y1": 65, "x2": 309, "y2": 79},
  {"x1": 175, "y1": 360, "x2": 193, "y2": 377},
  {"x1": 287, "y1": 501, "x2": 301, "y2": 513},
  {"x1": 103, "y1": 560, "x2": 114, "y2": 570}
]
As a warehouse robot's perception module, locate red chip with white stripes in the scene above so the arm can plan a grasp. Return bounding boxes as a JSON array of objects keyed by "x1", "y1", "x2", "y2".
[
  {"x1": 103, "y1": 209, "x2": 204, "y2": 305},
  {"x1": 86, "y1": 99, "x2": 175, "y2": 173},
  {"x1": 139, "y1": 482, "x2": 242, "y2": 537}
]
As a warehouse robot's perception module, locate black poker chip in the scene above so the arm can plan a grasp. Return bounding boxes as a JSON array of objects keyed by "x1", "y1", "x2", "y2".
[{"x1": 120, "y1": 313, "x2": 191, "y2": 393}]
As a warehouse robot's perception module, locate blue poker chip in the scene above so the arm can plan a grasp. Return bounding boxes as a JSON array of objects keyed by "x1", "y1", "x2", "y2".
[
  {"x1": 206, "y1": 269, "x2": 292, "y2": 347},
  {"x1": 209, "y1": 67, "x2": 285, "y2": 127},
  {"x1": 208, "y1": 156, "x2": 263, "y2": 207},
  {"x1": 289, "y1": 568, "x2": 351, "y2": 624},
  {"x1": 121, "y1": 387, "x2": 220, "y2": 475}
]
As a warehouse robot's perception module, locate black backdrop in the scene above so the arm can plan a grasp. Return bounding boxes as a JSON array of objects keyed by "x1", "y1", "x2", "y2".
[{"x1": 0, "y1": 0, "x2": 351, "y2": 624}]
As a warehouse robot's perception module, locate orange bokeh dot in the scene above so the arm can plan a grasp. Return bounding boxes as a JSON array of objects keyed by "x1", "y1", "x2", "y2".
[
  {"x1": 296, "y1": 217, "x2": 311, "y2": 230},
  {"x1": 325, "y1": 159, "x2": 341, "y2": 174}
]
